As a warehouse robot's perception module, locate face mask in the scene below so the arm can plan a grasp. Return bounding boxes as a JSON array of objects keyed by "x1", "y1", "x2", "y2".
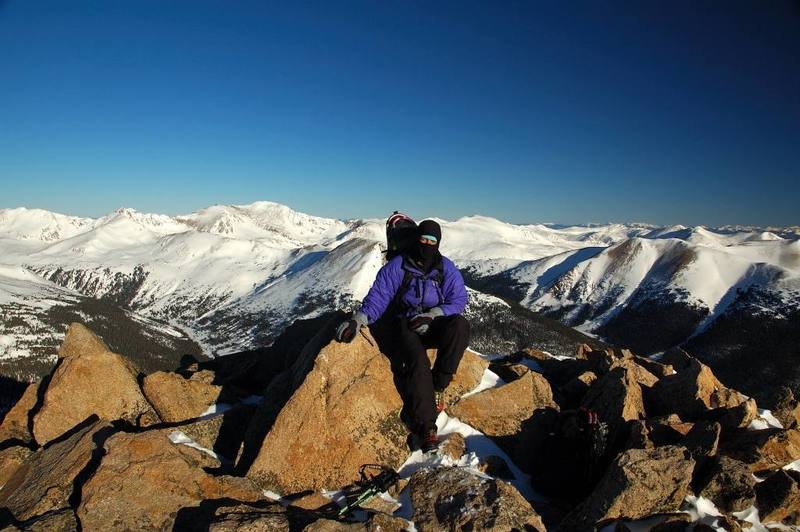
[
  {"x1": 418, "y1": 242, "x2": 437, "y2": 260},
  {"x1": 412, "y1": 240, "x2": 439, "y2": 271}
]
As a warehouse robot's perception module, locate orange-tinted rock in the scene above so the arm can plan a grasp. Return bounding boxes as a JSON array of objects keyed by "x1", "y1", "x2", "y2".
[
  {"x1": 0, "y1": 381, "x2": 39, "y2": 445},
  {"x1": 0, "y1": 446, "x2": 32, "y2": 489},
  {"x1": 33, "y1": 324, "x2": 159, "y2": 444},
  {"x1": 611, "y1": 357, "x2": 660, "y2": 388},
  {"x1": 142, "y1": 370, "x2": 223, "y2": 422},
  {"x1": 205, "y1": 501, "x2": 290, "y2": 531},
  {"x1": 521, "y1": 347, "x2": 552, "y2": 362},
  {"x1": 650, "y1": 359, "x2": 747, "y2": 420},
  {"x1": 449, "y1": 371, "x2": 556, "y2": 437},
  {"x1": 246, "y1": 331, "x2": 408, "y2": 493},
  {"x1": 755, "y1": 469, "x2": 800, "y2": 525},
  {"x1": 0, "y1": 417, "x2": 109, "y2": 521},
  {"x1": 489, "y1": 362, "x2": 530, "y2": 383},
  {"x1": 409, "y1": 466, "x2": 546, "y2": 531},
  {"x1": 694, "y1": 456, "x2": 756, "y2": 513},
  {"x1": 722, "y1": 428, "x2": 800, "y2": 474},
  {"x1": 78, "y1": 429, "x2": 264, "y2": 531},
  {"x1": 582, "y1": 367, "x2": 646, "y2": 436},
  {"x1": 435, "y1": 347, "x2": 489, "y2": 397},
  {"x1": 57, "y1": 321, "x2": 110, "y2": 358},
  {"x1": 559, "y1": 446, "x2": 695, "y2": 530},
  {"x1": 772, "y1": 387, "x2": 800, "y2": 430},
  {"x1": 440, "y1": 432, "x2": 466, "y2": 461},
  {"x1": 708, "y1": 398, "x2": 758, "y2": 431},
  {"x1": 683, "y1": 421, "x2": 721, "y2": 460}
]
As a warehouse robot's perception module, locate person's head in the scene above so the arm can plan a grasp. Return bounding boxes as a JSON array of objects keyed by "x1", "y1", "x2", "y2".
[{"x1": 412, "y1": 220, "x2": 442, "y2": 269}]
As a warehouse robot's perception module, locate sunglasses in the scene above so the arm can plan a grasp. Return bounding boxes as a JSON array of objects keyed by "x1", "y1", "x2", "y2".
[{"x1": 419, "y1": 235, "x2": 438, "y2": 245}]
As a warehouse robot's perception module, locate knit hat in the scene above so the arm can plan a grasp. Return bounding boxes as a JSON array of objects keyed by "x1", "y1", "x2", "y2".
[{"x1": 417, "y1": 220, "x2": 442, "y2": 247}]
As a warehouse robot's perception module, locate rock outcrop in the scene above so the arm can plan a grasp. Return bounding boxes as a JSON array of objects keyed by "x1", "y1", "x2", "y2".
[
  {"x1": 32, "y1": 323, "x2": 160, "y2": 444},
  {"x1": 693, "y1": 456, "x2": 756, "y2": 513},
  {"x1": 78, "y1": 429, "x2": 265, "y2": 531},
  {"x1": 439, "y1": 432, "x2": 466, "y2": 461},
  {"x1": 0, "y1": 381, "x2": 39, "y2": 445},
  {"x1": 0, "y1": 446, "x2": 32, "y2": 490},
  {"x1": 581, "y1": 366, "x2": 645, "y2": 437},
  {"x1": 204, "y1": 501, "x2": 291, "y2": 531},
  {"x1": 0, "y1": 417, "x2": 110, "y2": 521},
  {"x1": 721, "y1": 428, "x2": 800, "y2": 473},
  {"x1": 682, "y1": 420, "x2": 721, "y2": 461},
  {"x1": 435, "y1": 347, "x2": 489, "y2": 397},
  {"x1": 649, "y1": 358, "x2": 747, "y2": 420},
  {"x1": 448, "y1": 370, "x2": 556, "y2": 437},
  {"x1": 142, "y1": 369, "x2": 224, "y2": 423},
  {"x1": 246, "y1": 329, "x2": 409, "y2": 493},
  {"x1": 558, "y1": 446, "x2": 695, "y2": 530},
  {"x1": 246, "y1": 327, "x2": 487, "y2": 493},
  {"x1": 2, "y1": 508, "x2": 79, "y2": 531},
  {"x1": 755, "y1": 469, "x2": 800, "y2": 525},
  {"x1": 1, "y1": 319, "x2": 798, "y2": 531},
  {"x1": 409, "y1": 466, "x2": 546, "y2": 531},
  {"x1": 174, "y1": 403, "x2": 255, "y2": 463},
  {"x1": 771, "y1": 386, "x2": 800, "y2": 429}
]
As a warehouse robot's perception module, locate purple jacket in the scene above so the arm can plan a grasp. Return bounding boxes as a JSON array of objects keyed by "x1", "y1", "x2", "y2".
[{"x1": 359, "y1": 254, "x2": 468, "y2": 323}]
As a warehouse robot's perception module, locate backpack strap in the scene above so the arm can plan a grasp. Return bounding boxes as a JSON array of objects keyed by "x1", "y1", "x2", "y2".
[
  {"x1": 392, "y1": 268, "x2": 414, "y2": 313},
  {"x1": 430, "y1": 259, "x2": 445, "y2": 305},
  {"x1": 392, "y1": 256, "x2": 446, "y2": 314}
]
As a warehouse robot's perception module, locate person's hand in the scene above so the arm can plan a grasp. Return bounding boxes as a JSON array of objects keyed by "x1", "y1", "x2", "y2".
[
  {"x1": 335, "y1": 312, "x2": 368, "y2": 343},
  {"x1": 409, "y1": 307, "x2": 444, "y2": 335}
]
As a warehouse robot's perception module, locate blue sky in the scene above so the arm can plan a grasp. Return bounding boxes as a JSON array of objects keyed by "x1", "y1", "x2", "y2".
[{"x1": 1, "y1": 1, "x2": 798, "y2": 226}]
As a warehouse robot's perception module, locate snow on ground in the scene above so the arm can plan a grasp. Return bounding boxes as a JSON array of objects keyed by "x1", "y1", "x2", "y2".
[
  {"x1": 599, "y1": 495, "x2": 777, "y2": 531},
  {"x1": 0, "y1": 335, "x2": 15, "y2": 358},
  {"x1": 168, "y1": 430, "x2": 227, "y2": 464},
  {"x1": 198, "y1": 395, "x2": 262, "y2": 417},
  {"x1": 460, "y1": 369, "x2": 505, "y2": 399},
  {"x1": 749, "y1": 409, "x2": 784, "y2": 431}
]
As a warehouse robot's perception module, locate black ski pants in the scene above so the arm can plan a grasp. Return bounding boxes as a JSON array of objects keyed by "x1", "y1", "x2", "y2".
[{"x1": 371, "y1": 313, "x2": 470, "y2": 433}]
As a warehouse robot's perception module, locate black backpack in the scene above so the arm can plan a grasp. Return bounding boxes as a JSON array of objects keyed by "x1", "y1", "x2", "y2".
[
  {"x1": 385, "y1": 211, "x2": 418, "y2": 261},
  {"x1": 530, "y1": 408, "x2": 609, "y2": 501}
]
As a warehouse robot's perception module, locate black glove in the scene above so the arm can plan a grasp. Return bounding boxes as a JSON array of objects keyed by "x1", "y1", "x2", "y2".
[
  {"x1": 409, "y1": 315, "x2": 432, "y2": 335},
  {"x1": 409, "y1": 307, "x2": 444, "y2": 335},
  {"x1": 335, "y1": 311, "x2": 368, "y2": 343},
  {"x1": 335, "y1": 319, "x2": 358, "y2": 343}
]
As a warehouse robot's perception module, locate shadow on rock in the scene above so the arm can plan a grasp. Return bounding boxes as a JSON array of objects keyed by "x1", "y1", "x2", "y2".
[
  {"x1": 235, "y1": 311, "x2": 343, "y2": 474},
  {"x1": 172, "y1": 497, "x2": 321, "y2": 532}
]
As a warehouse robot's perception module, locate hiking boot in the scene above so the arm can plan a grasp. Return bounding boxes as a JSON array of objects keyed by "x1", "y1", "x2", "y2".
[
  {"x1": 420, "y1": 428, "x2": 439, "y2": 453},
  {"x1": 434, "y1": 388, "x2": 447, "y2": 413}
]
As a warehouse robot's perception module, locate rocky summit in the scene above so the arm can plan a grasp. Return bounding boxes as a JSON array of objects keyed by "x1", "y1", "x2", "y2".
[{"x1": 0, "y1": 321, "x2": 799, "y2": 531}]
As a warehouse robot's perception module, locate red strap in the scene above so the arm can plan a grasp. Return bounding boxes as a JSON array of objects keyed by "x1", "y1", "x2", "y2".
[{"x1": 387, "y1": 212, "x2": 414, "y2": 228}]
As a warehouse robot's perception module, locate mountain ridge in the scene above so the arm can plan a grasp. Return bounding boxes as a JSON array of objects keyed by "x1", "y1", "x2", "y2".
[{"x1": 1, "y1": 201, "x2": 798, "y2": 400}]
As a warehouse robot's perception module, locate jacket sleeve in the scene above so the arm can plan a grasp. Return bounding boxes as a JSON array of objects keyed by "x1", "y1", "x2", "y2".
[
  {"x1": 439, "y1": 258, "x2": 468, "y2": 316},
  {"x1": 359, "y1": 258, "x2": 404, "y2": 324}
]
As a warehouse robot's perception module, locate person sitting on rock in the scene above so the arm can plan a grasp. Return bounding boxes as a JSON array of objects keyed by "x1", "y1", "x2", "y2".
[{"x1": 334, "y1": 220, "x2": 470, "y2": 453}]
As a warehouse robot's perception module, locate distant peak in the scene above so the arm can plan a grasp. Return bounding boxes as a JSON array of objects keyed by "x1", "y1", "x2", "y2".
[{"x1": 114, "y1": 207, "x2": 139, "y2": 217}]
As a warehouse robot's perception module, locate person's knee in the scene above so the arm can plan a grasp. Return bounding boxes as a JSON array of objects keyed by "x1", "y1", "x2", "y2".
[
  {"x1": 403, "y1": 345, "x2": 430, "y2": 369},
  {"x1": 449, "y1": 314, "x2": 470, "y2": 335}
]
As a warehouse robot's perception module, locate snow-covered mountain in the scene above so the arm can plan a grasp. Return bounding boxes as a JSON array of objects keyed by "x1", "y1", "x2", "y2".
[
  {"x1": 0, "y1": 264, "x2": 201, "y2": 381},
  {"x1": 470, "y1": 225, "x2": 800, "y2": 403},
  {"x1": 0, "y1": 208, "x2": 94, "y2": 242},
  {"x1": 485, "y1": 229, "x2": 799, "y2": 344},
  {"x1": 1, "y1": 201, "x2": 798, "y2": 399},
  {"x1": 0, "y1": 203, "x2": 657, "y2": 354}
]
